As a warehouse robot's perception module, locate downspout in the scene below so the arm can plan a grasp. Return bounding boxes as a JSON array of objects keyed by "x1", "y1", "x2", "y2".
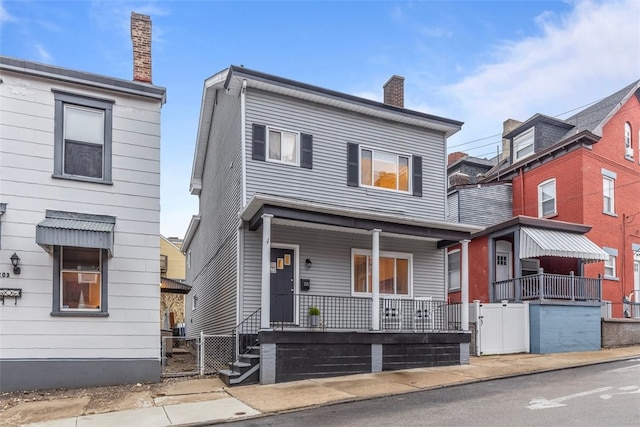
[
  {"x1": 519, "y1": 167, "x2": 525, "y2": 215},
  {"x1": 241, "y1": 79, "x2": 248, "y2": 207}
]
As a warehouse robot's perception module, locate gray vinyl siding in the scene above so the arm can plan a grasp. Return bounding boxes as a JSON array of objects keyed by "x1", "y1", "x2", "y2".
[
  {"x1": 455, "y1": 185, "x2": 513, "y2": 227},
  {"x1": 447, "y1": 192, "x2": 459, "y2": 223},
  {"x1": 244, "y1": 89, "x2": 447, "y2": 220},
  {"x1": 241, "y1": 224, "x2": 445, "y2": 319},
  {"x1": 186, "y1": 92, "x2": 242, "y2": 336}
]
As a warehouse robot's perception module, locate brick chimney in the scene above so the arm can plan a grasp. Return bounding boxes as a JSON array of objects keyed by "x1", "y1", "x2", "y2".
[
  {"x1": 131, "y1": 12, "x2": 152, "y2": 83},
  {"x1": 383, "y1": 75, "x2": 404, "y2": 108},
  {"x1": 447, "y1": 151, "x2": 468, "y2": 166}
]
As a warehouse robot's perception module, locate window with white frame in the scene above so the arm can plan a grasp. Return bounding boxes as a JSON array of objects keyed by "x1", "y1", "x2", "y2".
[
  {"x1": 352, "y1": 249, "x2": 411, "y2": 296},
  {"x1": 624, "y1": 122, "x2": 633, "y2": 159},
  {"x1": 603, "y1": 247, "x2": 617, "y2": 279},
  {"x1": 268, "y1": 128, "x2": 299, "y2": 165},
  {"x1": 55, "y1": 247, "x2": 106, "y2": 313},
  {"x1": 514, "y1": 127, "x2": 535, "y2": 161},
  {"x1": 447, "y1": 250, "x2": 460, "y2": 291},
  {"x1": 53, "y1": 91, "x2": 113, "y2": 183},
  {"x1": 360, "y1": 147, "x2": 410, "y2": 192},
  {"x1": 602, "y1": 168, "x2": 616, "y2": 215},
  {"x1": 538, "y1": 178, "x2": 556, "y2": 217}
]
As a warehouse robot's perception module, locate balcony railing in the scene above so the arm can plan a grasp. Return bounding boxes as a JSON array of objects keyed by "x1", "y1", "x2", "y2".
[{"x1": 492, "y1": 272, "x2": 601, "y2": 303}]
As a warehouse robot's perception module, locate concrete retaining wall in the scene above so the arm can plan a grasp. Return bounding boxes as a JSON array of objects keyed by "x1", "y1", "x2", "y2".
[{"x1": 602, "y1": 318, "x2": 640, "y2": 347}]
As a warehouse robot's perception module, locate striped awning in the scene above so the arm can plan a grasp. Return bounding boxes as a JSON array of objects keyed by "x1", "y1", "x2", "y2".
[
  {"x1": 520, "y1": 227, "x2": 608, "y2": 262},
  {"x1": 36, "y1": 211, "x2": 116, "y2": 255}
]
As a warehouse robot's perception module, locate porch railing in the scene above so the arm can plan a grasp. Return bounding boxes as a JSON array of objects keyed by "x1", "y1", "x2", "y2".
[
  {"x1": 270, "y1": 293, "x2": 462, "y2": 332},
  {"x1": 492, "y1": 272, "x2": 601, "y2": 303}
]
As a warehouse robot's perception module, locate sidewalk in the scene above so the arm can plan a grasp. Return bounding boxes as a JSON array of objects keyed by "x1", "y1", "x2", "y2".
[{"x1": 5, "y1": 345, "x2": 640, "y2": 427}]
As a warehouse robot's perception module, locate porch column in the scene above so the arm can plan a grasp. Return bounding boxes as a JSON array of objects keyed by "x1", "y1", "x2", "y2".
[
  {"x1": 461, "y1": 239, "x2": 470, "y2": 331},
  {"x1": 261, "y1": 214, "x2": 273, "y2": 330},
  {"x1": 371, "y1": 229, "x2": 381, "y2": 331}
]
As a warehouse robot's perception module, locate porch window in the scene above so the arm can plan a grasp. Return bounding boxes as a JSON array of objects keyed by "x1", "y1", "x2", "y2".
[
  {"x1": 538, "y1": 178, "x2": 556, "y2": 217},
  {"x1": 352, "y1": 249, "x2": 411, "y2": 296},
  {"x1": 360, "y1": 147, "x2": 410, "y2": 192},
  {"x1": 447, "y1": 250, "x2": 460, "y2": 291}
]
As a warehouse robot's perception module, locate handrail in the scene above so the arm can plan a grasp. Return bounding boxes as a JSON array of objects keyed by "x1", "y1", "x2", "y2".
[{"x1": 492, "y1": 273, "x2": 602, "y2": 302}]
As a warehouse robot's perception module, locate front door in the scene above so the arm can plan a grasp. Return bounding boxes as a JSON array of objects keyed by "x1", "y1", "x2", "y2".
[
  {"x1": 270, "y1": 247, "x2": 295, "y2": 323},
  {"x1": 495, "y1": 240, "x2": 512, "y2": 282}
]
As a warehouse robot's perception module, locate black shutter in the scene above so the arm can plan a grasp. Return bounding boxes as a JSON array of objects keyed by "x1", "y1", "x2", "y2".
[
  {"x1": 301, "y1": 133, "x2": 313, "y2": 169},
  {"x1": 412, "y1": 155, "x2": 422, "y2": 197},
  {"x1": 347, "y1": 143, "x2": 359, "y2": 187},
  {"x1": 252, "y1": 123, "x2": 266, "y2": 161}
]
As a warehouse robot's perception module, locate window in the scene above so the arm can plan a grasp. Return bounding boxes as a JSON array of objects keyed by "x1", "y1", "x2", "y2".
[
  {"x1": 352, "y1": 249, "x2": 411, "y2": 296},
  {"x1": 268, "y1": 128, "x2": 299, "y2": 165},
  {"x1": 360, "y1": 147, "x2": 410, "y2": 192},
  {"x1": 521, "y1": 258, "x2": 540, "y2": 276},
  {"x1": 53, "y1": 91, "x2": 113, "y2": 183},
  {"x1": 538, "y1": 179, "x2": 556, "y2": 217},
  {"x1": 187, "y1": 249, "x2": 191, "y2": 270},
  {"x1": 192, "y1": 294, "x2": 197, "y2": 311},
  {"x1": 602, "y1": 169, "x2": 616, "y2": 215},
  {"x1": 514, "y1": 127, "x2": 535, "y2": 161},
  {"x1": 603, "y1": 247, "x2": 618, "y2": 279},
  {"x1": 447, "y1": 250, "x2": 460, "y2": 291},
  {"x1": 52, "y1": 246, "x2": 108, "y2": 315},
  {"x1": 160, "y1": 254, "x2": 168, "y2": 276},
  {"x1": 624, "y1": 122, "x2": 633, "y2": 159}
]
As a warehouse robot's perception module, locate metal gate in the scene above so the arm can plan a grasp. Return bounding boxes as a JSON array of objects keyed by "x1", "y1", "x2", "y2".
[{"x1": 474, "y1": 301, "x2": 530, "y2": 355}]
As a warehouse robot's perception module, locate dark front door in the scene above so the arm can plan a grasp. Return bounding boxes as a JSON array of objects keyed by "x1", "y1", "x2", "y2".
[{"x1": 270, "y1": 247, "x2": 295, "y2": 323}]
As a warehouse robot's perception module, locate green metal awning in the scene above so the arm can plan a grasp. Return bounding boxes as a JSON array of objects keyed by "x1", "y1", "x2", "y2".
[{"x1": 520, "y1": 227, "x2": 608, "y2": 262}]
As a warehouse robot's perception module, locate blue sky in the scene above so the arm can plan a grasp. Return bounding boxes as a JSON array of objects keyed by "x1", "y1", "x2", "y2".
[{"x1": 2, "y1": 0, "x2": 639, "y2": 238}]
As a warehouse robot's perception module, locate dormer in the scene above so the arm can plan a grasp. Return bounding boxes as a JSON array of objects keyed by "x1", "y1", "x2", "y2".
[{"x1": 504, "y1": 114, "x2": 574, "y2": 165}]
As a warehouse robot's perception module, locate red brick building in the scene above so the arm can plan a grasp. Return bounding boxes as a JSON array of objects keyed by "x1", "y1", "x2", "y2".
[{"x1": 448, "y1": 80, "x2": 640, "y2": 318}]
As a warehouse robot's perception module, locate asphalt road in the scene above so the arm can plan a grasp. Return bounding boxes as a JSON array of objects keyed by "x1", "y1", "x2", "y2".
[{"x1": 224, "y1": 359, "x2": 640, "y2": 427}]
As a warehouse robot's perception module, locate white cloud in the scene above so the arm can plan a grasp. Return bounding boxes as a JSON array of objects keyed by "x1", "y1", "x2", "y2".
[
  {"x1": 441, "y1": 0, "x2": 640, "y2": 156},
  {"x1": 35, "y1": 44, "x2": 51, "y2": 62},
  {"x1": 0, "y1": 1, "x2": 15, "y2": 23}
]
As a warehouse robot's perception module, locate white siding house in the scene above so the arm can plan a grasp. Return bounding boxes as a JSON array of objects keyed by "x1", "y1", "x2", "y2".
[{"x1": 0, "y1": 13, "x2": 166, "y2": 392}]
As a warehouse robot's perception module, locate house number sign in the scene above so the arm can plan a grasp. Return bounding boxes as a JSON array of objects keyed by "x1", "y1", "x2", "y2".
[{"x1": 0, "y1": 272, "x2": 11, "y2": 278}]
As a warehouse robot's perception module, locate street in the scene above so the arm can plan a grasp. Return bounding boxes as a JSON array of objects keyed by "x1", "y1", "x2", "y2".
[{"x1": 224, "y1": 360, "x2": 640, "y2": 427}]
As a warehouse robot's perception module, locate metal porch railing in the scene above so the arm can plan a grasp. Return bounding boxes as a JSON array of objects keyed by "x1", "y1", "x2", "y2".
[{"x1": 492, "y1": 271, "x2": 602, "y2": 303}]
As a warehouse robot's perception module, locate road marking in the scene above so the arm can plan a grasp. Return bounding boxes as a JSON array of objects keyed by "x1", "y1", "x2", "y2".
[
  {"x1": 608, "y1": 364, "x2": 640, "y2": 373},
  {"x1": 527, "y1": 387, "x2": 613, "y2": 410},
  {"x1": 600, "y1": 385, "x2": 640, "y2": 400}
]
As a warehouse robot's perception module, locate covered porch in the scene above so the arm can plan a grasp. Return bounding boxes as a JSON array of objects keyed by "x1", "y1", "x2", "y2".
[{"x1": 484, "y1": 217, "x2": 608, "y2": 303}]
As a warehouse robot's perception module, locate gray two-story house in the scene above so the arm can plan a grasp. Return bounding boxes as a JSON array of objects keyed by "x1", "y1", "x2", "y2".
[{"x1": 183, "y1": 67, "x2": 479, "y2": 385}]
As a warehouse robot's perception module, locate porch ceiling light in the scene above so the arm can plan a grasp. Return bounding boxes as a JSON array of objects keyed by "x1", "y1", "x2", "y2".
[
  {"x1": 305, "y1": 258, "x2": 312, "y2": 269},
  {"x1": 10, "y1": 252, "x2": 21, "y2": 275}
]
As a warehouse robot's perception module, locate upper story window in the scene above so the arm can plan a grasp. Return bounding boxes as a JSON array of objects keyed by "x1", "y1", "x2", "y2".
[
  {"x1": 624, "y1": 122, "x2": 633, "y2": 160},
  {"x1": 53, "y1": 90, "x2": 114, "y2": 184},
  {"x1": 347, "y1": 143, "x2": 422, "y2": 196},
  {"x1": 252, "y1": 123, "x2": 313, "y2": 169},
  {"x1": 602, "y1": 168, "x2": 616, "y2": 216},
  {"x1": 352, "y1": 249, "x2": 411, "y2": 296},
  {"x1": 538, "y1": 178, "x2": 556, "y2": 218},
  {"x1": 360, "y1": 147, "x2": 410, "y2": 192},
  {"x1": 268, "y1": 128, "x2": 299, "y2": 165},
  {"x1": 514, "y1": 127, "x2": 535, "y2": 161}
]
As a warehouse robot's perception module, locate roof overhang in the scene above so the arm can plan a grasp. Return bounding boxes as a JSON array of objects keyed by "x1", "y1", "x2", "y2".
[
  {"x1": 519, "y1": 227, "x2": 608, "y2": 263},
  {"x1": 161, "y1": 277, "x2": 192, "y2": 294},
  {"x1": 181, "y1": 215, "x2": 201, "y2": 253},
  {"x1": 240, "y1": 194, "x2": 482, "y2": 246},
  {"x1": 36, "y1": 211, "x2": 116, "y2": 256}
]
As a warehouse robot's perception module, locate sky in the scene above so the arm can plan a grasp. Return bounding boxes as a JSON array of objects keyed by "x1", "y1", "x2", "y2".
[{"x1": 1, "y1": 0, "x2": 639, "y2": 238}]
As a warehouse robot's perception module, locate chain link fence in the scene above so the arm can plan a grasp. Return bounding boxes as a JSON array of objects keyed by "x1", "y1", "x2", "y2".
[{"x1": 161, "y1": 333, "x2": 234, "y2": 377}]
